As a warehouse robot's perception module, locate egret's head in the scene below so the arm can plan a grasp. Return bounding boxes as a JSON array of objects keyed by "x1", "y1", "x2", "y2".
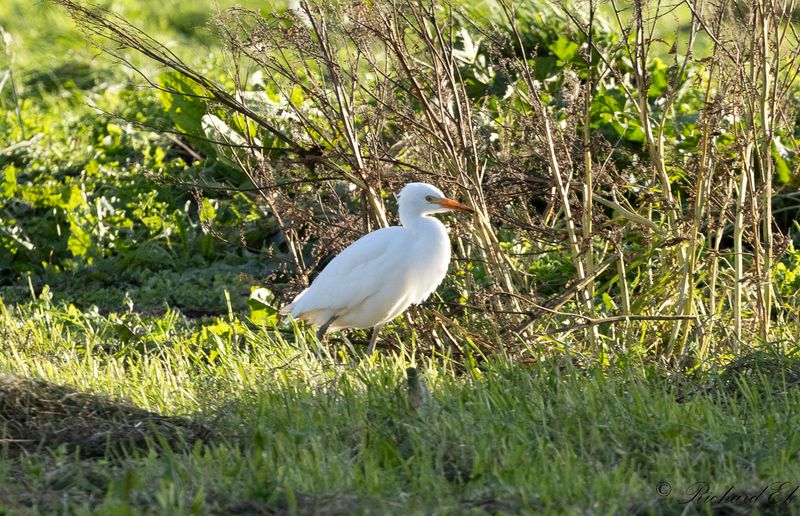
[{"x1": 397, "y1": 182, "x2": 474, "y2": 217}]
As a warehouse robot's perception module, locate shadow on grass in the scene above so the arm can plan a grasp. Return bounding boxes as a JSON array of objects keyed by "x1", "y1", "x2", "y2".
[
  {"x1": 0, "y1": 373, "x2": 212, "y2": 458},
  {"x1": 674, "y1": 346, "x2": 800, "y2": 403}
]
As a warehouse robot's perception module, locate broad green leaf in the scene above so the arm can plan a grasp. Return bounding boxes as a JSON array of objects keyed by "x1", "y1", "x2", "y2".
[
  {"x1": 157, "y1": 72, "x2": 208, "y2": 136},
  {"x1": 248, "y1": 287, "x2": 277, "y2": 325},
  {"x1": 773, "y1": 146, "x2": 792, "y2": 184},
  {"x1": 63, "y1": 185, "x2": 87, "y2": 211},
  {"x1": 549, "y1": 37, "x2": 579, "y2": 63},
  {"x1": 67, "y1": 218, "x2": 91, "y2": 259},
  {"x1": 2, "y1": 165, "x2": 17, "y2": 198}
]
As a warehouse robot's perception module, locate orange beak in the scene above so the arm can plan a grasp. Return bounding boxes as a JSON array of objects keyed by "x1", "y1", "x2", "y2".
[{"x1": 434, "y1": 197, "x2": 474, "y2": 213}]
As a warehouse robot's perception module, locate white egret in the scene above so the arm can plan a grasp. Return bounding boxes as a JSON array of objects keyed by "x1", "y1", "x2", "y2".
[{"x1": 280, "y1": 182, "x2": 473, "y2": 355}]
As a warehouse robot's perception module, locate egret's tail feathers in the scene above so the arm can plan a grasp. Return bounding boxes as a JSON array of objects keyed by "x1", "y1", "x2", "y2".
[
  {"x1": 279, "y1": 303, "x2": 295, "y2": 316},
  {"x1": 291, "y1": 308, "x2": 333, "y2": 328}
]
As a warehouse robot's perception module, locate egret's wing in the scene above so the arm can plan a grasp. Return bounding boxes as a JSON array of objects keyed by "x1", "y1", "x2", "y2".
[{"x1": 286, "y1": 227, "x2": 408, "y2": 317}]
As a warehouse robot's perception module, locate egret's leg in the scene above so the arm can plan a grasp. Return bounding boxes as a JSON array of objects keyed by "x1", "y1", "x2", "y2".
[
  {"x1": 366, "y1": 325, "x2": 384, "y2": 356},
  {"x1": 311, "y1": 315, "x2": 337, "y2": 359},
  {"x1": 317, "y1": 315, "x2": 338, "y2": 342}
]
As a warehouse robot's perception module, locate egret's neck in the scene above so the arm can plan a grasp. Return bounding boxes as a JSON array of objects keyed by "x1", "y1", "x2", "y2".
[{"x1": 399, "y1": 207, "x2": 446, "y2": 236}]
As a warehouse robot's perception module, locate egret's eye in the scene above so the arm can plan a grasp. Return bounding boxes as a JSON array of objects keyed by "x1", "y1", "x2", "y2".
[{"x1": 425, "y1": 195, "x2": 435, "y2": 202}]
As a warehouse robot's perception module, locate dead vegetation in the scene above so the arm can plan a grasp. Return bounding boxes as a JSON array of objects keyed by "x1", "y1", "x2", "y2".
[{"x1": 48, "y1": 0, "x2": 800, "y2": 365}]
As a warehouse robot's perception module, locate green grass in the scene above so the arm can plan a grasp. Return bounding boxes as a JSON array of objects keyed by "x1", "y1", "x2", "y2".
[{"x1": 3, "y1": 297, "x2": 800, "y2": 513}]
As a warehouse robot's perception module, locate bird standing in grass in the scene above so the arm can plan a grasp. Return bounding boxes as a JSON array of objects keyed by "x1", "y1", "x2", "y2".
[{"x1": 280, "y1": 182, "x2": 473, "y2": 355}]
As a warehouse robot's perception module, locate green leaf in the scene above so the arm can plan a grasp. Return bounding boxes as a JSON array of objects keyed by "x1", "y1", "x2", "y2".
[
  {"x1": 248, "y1": 287, "x2": 277, "y2": 325},
  {"x1": 1, "y1": 165, "x2": 17, "y2": 198},
  {"x1": 106, "y1": 122, "x2": 123, "y2": 136},
  {"x1": 157, "y1": 72, "x2": 208, "y2": 135},
  {"x1": 290, "y1": 85, "x2": 304, "y2": 105},
  {"x1": 773, "y1": 146, "x2": 792, "y2": 184},
  {"x1": 602, "y1": 292, "x2": 615, "y2": 312},
  {"x1": 198, "y1": 198, "x2": 216, "y2": 225},
  {"x1": 648, "y1": 58, "x2": 669, "y2": 98},
  {"x1": 63, "y1": 184, "x2": 86, "y2": 211},
  {"x1": 206, "y1": 320, "x2": 232, "y2": 337},
  {"x1": 549, "y1": 37, "x2": 579, "y2": 63},
  {"x1": 67, "y1": 218, "x2": 91, "y2": 259},
  {"x1": 231, "y1": 113, "x2": 259, "y2": 142},
  {"x1": 113, "y1": 323, "x2": 137, "y2": 342}
]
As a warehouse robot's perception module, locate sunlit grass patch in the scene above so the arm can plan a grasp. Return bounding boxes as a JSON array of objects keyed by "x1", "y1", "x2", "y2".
[{"x1": 2, "y1": 298, "x2": 800, "y2": 512}]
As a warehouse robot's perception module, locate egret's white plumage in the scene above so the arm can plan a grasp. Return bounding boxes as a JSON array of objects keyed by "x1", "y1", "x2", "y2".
[{"x1": 280, "y1": 182, "x2": 472, "y2": 352}]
